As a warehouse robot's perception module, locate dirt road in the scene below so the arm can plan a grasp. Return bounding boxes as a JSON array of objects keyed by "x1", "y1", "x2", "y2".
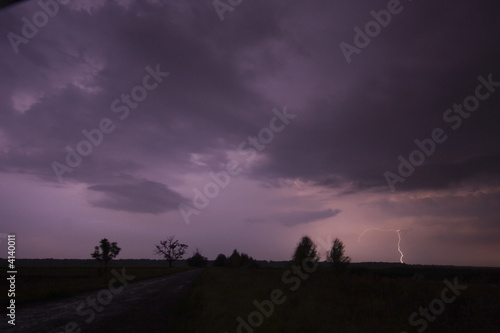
[{"x1": 1, "y1": 268, "x2": 203, "y2": 333}]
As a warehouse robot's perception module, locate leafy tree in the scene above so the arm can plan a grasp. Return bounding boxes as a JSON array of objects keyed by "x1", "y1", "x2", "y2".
[
  {"x1": 154, "y1": 235, "x2": 188, "y2": 267},
  {"x1": 240, "y1": 253, "x2": 250, "y2": 266},
  {"x1": 229, "y1": 249, "x2": 241, "y2": 268},
  {"x1": 186, "y1": 248, "x2": 208, "y2": 267},
  {"x1": 327, "y1": 238, "x2": 351, "y2": 268},
  {"x1": 240, "y1": 252, "x2": 259, "y2": 268},
  {"x1": 91, "y1": 238, "x2": 121, "y2": 269},
  {"x1": 212, "y1": 251, "x2": 258, "y2": 268},
  {"x1": 213, "y1": 253, "x2": 227, "y2": 267},
  {"x1": 292, "y1": 236, "x2": 320, "y2": 265}
]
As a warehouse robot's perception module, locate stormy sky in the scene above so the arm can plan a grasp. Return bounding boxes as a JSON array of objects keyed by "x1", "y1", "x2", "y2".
[{"x1": 0, "y1": 0, "x2": 499, "y2": 266}]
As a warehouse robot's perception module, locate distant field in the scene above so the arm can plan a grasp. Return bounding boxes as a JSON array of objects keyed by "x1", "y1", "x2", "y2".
[
  {"x1": 173, "y1": 266, "x2": 500, "y2": 333},
  {"x1": 1, "y1": 265, "x2": 193, "y2": 306}
]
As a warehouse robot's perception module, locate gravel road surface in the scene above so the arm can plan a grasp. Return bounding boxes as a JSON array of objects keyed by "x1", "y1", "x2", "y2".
[{"x1": 1, "y1": 268, "x2": 203, "y2": 333}]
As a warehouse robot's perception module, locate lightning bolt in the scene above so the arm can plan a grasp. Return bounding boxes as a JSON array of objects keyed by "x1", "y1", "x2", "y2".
[
  {"x1": 358, "y1": 228, "x2": 405, "y2": 264},
  {"x1": 396, "y1": 229, "x2": 404, "y2": 264}
]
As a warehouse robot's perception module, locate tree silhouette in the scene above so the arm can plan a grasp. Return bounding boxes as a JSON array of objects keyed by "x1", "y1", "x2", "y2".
[
  {"x1": 154, "y1": 235, "x2": 188, "y2": 267},
  {"x1": 186, "y1": 248, "x2": 208, "y2": 267},
  {"x1": 240, "y1": 252, "x2": 259, "y2": 268},
  {"x1": 229, "y1": 249, "x2": 241, "y2": 268},
  {"x1": 327, "y1": 238, "x2": 351, "y2": 268},
  {"x1": 91, "y1": 238, "x2": 121, "y2": 269},
  {"x1": 292, "y1": 236, "x2": 320, "y2": 265},
  {"x1": 212, "y1": 251, "x2": 258, "y2": 268},
  {"x1": 214, "y1": 253, "x2": 227, "y2": 267},
  {"x1": 240, "y1": 253, "x2": 250, "y2": 266}
]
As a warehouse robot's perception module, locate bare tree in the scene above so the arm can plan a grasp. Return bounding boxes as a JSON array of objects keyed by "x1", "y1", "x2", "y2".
[
  {"x1": 154, "y1": 235, "x2": 188, "y2": 267},
  {"x1": 91, "y1": 238, "x2": 121, "y2": 269}
]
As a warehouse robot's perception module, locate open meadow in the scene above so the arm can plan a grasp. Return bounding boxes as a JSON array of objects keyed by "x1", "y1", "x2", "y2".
[{"x1": 173, "y1": 265, "x2": 500, "y2": 333}]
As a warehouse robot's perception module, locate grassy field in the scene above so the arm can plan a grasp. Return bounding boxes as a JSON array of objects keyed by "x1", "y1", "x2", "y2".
[
  {"x1": 1, "y1": 265, "x2": 193, "y2": 306},
  {"x1": 173, "y1": 265, "x2": 500, "y2": 333},
  {"x1": 3, "y1": 263, "x2": 499, "y2": 332}
]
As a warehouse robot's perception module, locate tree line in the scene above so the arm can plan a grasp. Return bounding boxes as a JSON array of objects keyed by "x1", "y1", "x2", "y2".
[{"x1": 90, "y1": 235, "x2": 350, "y2": 269}]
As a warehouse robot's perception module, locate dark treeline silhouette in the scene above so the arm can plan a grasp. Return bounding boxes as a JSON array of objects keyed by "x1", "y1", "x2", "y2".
[
  {"x1": 292, "y1": 235, "x2": 351, "y2": 269},
  {"x1": 213, "y1": 249, "x2": 259, "y2": 268},
  {"x1": 88, "y1": 235, "x2": 351, "y2": 271},
  {"x1": 186, "y1": 248, "x2": 209, "y2": 267}
]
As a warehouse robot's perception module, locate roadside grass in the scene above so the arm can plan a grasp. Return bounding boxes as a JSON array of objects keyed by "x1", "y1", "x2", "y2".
[
  {"x1": 172, "y1": 266, "x2": 500, "y2": 333},
  {"x1": 2, "y1": 265, "x2": 193, "y2": 306}
]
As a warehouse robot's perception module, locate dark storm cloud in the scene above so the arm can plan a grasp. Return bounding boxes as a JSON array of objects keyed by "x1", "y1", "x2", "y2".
[
  {"x1": 87, "y1": 179, "x2": 186, "y2": 214},
  {"x1": 247, "y1": 208, "x2": 341, "y2": 227},
  {"x1": 277, "y1": 208, "x2": 341, "y2": 227},
  {"x1": 367, "y1": 190, "x2": 500, "y2": 224},
  {"x1": 246, "y1": 0, "x2": 500, "y2": 193},
  {"x1": 394, "y1": 154, "x2": 500, "y2": 192},
  {"x1": 0, "y1": 0, "x2": 285, "y2": 185},
  {"x1": 0, "y1": 0, "x2": 299, "y2": 214},
  {"x1": 0, "y1": 0, "x2": 499, "y2": 196}
]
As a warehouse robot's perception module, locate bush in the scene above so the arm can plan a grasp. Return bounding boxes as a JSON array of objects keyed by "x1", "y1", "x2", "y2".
[
  {"x1": 229, "y1": 249, "x2": 241, "y2": 268},
  {"x1": 213, "y1": 253, "x2": 227, "y2": 267},
  {"x1": 213, "y1": 251, "x2": 259, "y2": 268},
  {"x1": 186, "y1": 249, "x2": 208, "y2": 267}
]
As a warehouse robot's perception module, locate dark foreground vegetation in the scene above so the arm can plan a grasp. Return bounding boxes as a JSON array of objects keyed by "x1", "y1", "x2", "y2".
[
  {"x1": 172, "y1": 265, "x2": 500, "y2": 333},
  {"x1": 1, "y1": 258, "x2": 499, "y2": 332}
]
